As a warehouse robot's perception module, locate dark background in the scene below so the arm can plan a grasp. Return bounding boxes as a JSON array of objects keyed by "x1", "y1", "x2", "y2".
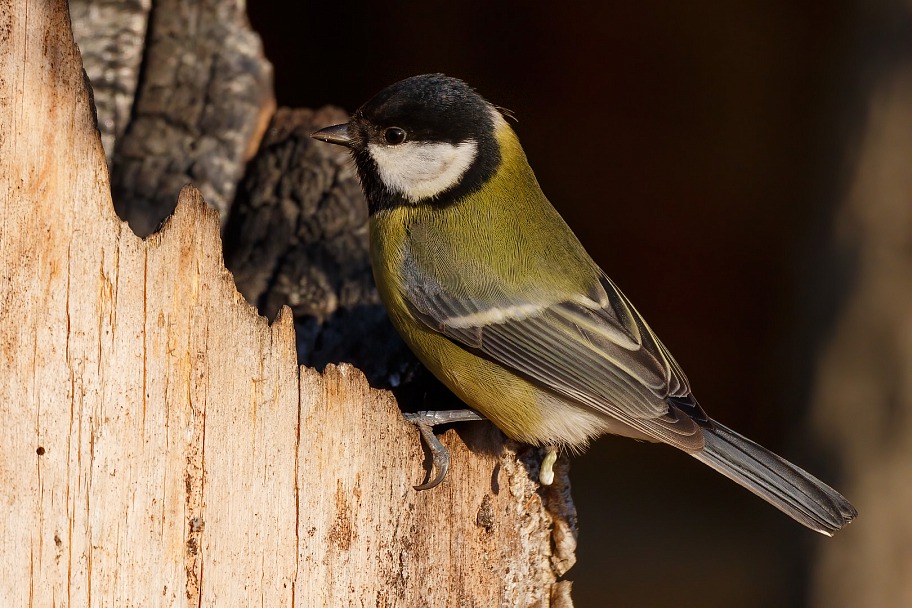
[{"x1": 248, "y1": 2, "x2": 872, "y2": 606}]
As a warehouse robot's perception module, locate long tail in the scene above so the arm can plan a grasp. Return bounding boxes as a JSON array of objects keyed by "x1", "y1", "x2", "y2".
[{"x1": 691, "y1": 420, "x2": 857, "y2": 535}]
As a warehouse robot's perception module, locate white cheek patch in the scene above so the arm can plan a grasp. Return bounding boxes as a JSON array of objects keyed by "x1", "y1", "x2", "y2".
[{"x1": 368, "y1": 139, "x2": 478, "y2": 202}]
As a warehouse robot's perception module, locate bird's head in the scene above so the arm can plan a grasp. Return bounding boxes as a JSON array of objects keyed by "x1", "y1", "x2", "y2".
[{"x1": 312, "y1": 74, "x2": 506, "y2": 214}]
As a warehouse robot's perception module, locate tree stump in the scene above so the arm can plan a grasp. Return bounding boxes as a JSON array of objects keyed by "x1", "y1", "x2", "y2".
[{"x1": 0, "y1": 0, "x2": 577, "y2": 605}]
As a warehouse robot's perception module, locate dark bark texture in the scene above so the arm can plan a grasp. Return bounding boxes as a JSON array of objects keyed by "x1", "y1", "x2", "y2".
[
  {"x1": 106, "y1": 0, "x2": 275, "y2": 236},
  {"x1": 222, "y1": 107, "x2": 422, "y2": 388}
]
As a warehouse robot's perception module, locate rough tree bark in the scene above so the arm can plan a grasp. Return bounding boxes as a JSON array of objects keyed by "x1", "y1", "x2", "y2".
[
  {"x1": 0, "y1": 0, "x2": 576, "y2": 606},
  {"x1": 222, "y1": 106, "x2": 422, "y2": 387},
  {"x1": 69, "y1": 0, "x2": 150, "y2": 163},
  {"x1": 108, "y1": 0, "x2": 275, "y2": 236}
]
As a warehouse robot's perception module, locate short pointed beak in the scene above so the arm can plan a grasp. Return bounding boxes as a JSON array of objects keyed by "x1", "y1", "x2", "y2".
[{"x1": 311, "y1": 123, "x2": 353, "y2": 147}]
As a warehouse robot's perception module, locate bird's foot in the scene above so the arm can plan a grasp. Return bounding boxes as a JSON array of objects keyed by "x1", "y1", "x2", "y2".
[{"x1": 403, "y1": 409, "x2": 485, "y2": 490}]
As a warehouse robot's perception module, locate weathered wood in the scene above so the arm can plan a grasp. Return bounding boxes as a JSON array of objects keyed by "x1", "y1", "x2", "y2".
[
  {"x1": 0, "y1": 1, "x2": 576, "y2": 605},
  {"x1": 108, "y1": 0, "x2": 274, "y2": 236},
  {"x1": 298, "y1": 368, "x2": 577, "y2": 607}
]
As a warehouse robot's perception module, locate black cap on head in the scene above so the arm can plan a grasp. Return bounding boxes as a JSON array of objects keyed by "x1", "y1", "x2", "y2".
[
  {"x1": 356, "y1": 74, "x2": 494, "y2": 145},
  {"x1": 341, "y1": 74, "x2": 503, "y2": 214}
]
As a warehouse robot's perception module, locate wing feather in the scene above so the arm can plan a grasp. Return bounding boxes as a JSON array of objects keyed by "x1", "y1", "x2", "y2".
[{"x1": 403, "y1": 270, "x2": 707, "y2": 450}]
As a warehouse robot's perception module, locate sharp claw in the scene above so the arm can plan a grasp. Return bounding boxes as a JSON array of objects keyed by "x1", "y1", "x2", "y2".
[
  {"x1": 413, "y1": 423, "x2": 450, "y2": 490},
  {"x1": 404, "y1": 409, "x2": 482, "y2": 490}
]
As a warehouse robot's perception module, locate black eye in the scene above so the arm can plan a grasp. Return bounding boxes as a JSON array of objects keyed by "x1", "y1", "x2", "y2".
[{"x1": 383, "y1": 127, "x2": 407, "y2": 145}]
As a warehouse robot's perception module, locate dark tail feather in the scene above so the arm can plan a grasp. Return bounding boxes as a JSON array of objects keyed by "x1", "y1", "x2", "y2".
[{"x1": 692, "y1": 420, "x2": 857, "y2": 535}]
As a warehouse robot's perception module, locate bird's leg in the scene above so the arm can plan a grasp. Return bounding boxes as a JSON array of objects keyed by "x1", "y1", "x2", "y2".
[
  {"x1": 403, "y1": 409, "x2": 485, "y2": 490},
  {"x1": 539, "y1": 445, "x2": 559, "y2": 486}
]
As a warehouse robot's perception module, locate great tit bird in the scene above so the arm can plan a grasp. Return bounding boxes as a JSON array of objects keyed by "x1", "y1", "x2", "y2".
[{"x1": 312, "y1": 73, "x2": 857, "y2": 535}]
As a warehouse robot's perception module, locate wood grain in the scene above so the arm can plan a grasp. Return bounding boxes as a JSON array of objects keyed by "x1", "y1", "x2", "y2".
[{"x1": 0, "y1": 1, "x2": 576, "y2": 605}]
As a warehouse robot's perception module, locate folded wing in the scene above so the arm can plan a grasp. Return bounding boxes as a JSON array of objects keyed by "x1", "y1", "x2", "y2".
[{"x1": 405, "y1": 271, "x2": 709, "y2": 451}]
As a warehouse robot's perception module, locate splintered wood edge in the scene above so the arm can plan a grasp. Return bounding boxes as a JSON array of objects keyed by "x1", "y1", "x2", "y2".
[{"x1": 0, "y1": 0, "x2": 575, "y2": 605}]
